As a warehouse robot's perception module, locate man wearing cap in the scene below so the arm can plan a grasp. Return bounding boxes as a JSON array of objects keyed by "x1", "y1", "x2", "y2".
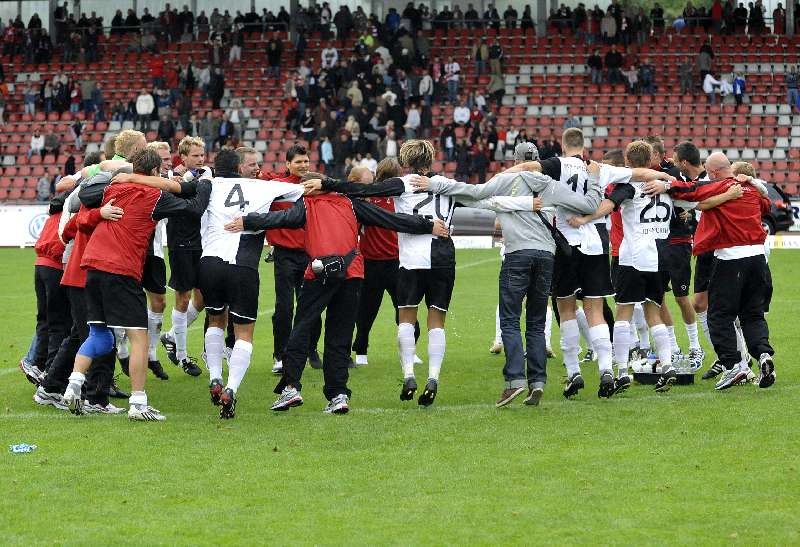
[{"x1": 411, "y1": 141, "x2": 604, "y2": 407}]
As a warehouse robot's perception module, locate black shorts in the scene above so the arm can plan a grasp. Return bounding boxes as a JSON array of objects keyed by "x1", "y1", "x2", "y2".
[
  {"x1": 693, "y1": 251, "x2": 716, "y2": 294},
  {"x1": 659, "y1": 241, "x2": 692, "y2": 298},
  {"x1": 396, "y1": 267, "x2": 456, "y2": 312},
  {"x1": 198, "y1": 257, "x2": 260, "y2": 324},
  {"x1": 614, "y1": 265, "x2": 664, "y2": 305},
  {"x1": 554, "y1": 246, "x2": 614, "y2": 299},
  {"x1": 168, "y1": 249, "x2": 202, "y2": 292},
  {"x1": 142, "y1": 255, "x2": 167, "y2": 295},
  {"x1": 85, "y1": 269, "x2": 147, "y2": 329}
]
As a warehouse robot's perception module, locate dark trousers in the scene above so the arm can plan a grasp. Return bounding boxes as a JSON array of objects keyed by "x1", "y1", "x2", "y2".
[
  {"x1": 272, "y1": 246, "x2": 321, "y2": 360},
  {"x1": 352, "y1": 259, "x2": 419, "y2": 355},
  {"x1": 33, "y1": 265, "x2": 70, "y2": 371},
  {"x1": 275, "y1": 278, "x2": 361, "y2": 400},
  {"x1": 42, "y1": 287, "x2": 114, "y2": 405},
  {"x1": 708, "y1": 254, "x2": 774, "y2": 368},
  {"x1": 499, "y1": 249, "x2": 555, "y2": 387}
]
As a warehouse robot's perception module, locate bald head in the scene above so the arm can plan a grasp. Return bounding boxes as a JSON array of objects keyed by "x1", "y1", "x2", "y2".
[
  {"x1": 704, "y1": 152, "x2": 733, "y2": 180},
  {"x1": 348, "y1": 165, "x2": 374, "y2": 184}
]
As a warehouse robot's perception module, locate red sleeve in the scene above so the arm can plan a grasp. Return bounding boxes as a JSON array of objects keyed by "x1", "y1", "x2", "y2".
[
  {"x1": 62, "y1": 214, "x2": 78, "y2": 243},
  {"x1": 76, "y1": 208, "x2": 103, "y2": 233},
  {"x1": 760, "y1": 196, "x2": 772, "y2": 215},
  {"x1": 669, "y1": 180, "x2": 727, "y2": 202}
]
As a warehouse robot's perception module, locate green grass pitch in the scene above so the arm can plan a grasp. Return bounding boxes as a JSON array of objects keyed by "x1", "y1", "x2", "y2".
[{"x1": 1, "y1": 248, "x2": 798, "y2": 545}]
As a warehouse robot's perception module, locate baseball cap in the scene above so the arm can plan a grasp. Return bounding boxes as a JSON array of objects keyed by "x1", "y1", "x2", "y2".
[{"x1": 514, "y1": 142, "x2": 539, "y2": 162}]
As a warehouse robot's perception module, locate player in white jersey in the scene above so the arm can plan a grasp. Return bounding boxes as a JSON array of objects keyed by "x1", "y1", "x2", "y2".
[
  {"x1": 198, "y1": 150, "x2": 304, "y2": 419},
  {"x1": 504, "y1": 129, "x2": 668, "y2": 398},
  {"x1": 303, "y1": 139, "x2": 535, "y2": 406},
  {"x1": 569, "y1": 141, "x2": 685, "y2": 393}
]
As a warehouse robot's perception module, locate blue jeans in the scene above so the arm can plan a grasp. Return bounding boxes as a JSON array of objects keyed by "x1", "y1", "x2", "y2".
[
  {"x1": 788, "y1": 88, "x2": 799, "y2": 108},
  {"x1": 447, "y1": 80, "x2": 458, "y2": 103},
  {"x1": 24, "y1": 333, "x2": 38, "y2": 364},
  {"x1": 499, "y1": 249, "x2": 554, "y2": 388}
]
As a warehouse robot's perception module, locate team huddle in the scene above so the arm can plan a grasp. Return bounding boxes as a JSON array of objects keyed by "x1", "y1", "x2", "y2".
[{"x1": 20, "y1": 127, "x2": 777, "y2": 421}]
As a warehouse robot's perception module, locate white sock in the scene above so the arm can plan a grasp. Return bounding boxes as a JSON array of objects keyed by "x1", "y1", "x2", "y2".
[
  {"x1": 427, "y1": 328, "x2": 445, "y2": 381},
  {"x1": 560, "y1": 319, "x2": 581, "y2": 376},
  {"x1": 494, "y1": 305, "x2": 502, "y2": 344},
  {"x1": 633, "y1": 305, "x2": 650, "y2": 350},
  {"x1": 629, "y1": 320, "x2": 639, "y2": 346},
  {"x1": 666, "y1": 325, "x2": 680, "y2": 353},
  {"x1": 735, "y1": 319, "x2": 748, "y2": 365},
  {"x1": 204, "y1": 327, "x2": 224, "y2": 381},
  {"x1": 588, "y1": 324, "x2": 612, "y2": 373},
  {"x1": 685, "y1": 322, "x2": 700, "y2": 350},
  {"x1": 147, "y1": 310, "x2": 163, "y2": 361},
  {"x1": 226, "y1": 339, "x2": 252, "y2": 393},
  {"x1": 650, "y1": 324, "x2": 672, "y2": 371},
  {"x1": 397, "y1": 322, "x2": 416, "y2": 378},
  {"x1": 544, "y1": 305, "x2": 553, "y2": 349},
  {"x1": 68, "y1": 371, "x2": 86, "y2": 386},
  {"x1": 697, "y1": 310, "x2": 712, "y2": 346},
  {"x1": 114, "y1": 328, "x2": 129, "y2": 359},
  {"x1": 129, "y1": 390, "x2": 147, "y2": 406},
  {"x1": 186, "y1": 300, "x2": 201, "y2": 327},
  {"x1": 172, "y1": 309, "x2": 188, "y2": 361},
  {"x1": 576, "y1": 307, "x2": 591, "y2": 350},
  {"x1": 613, "y1": 321, "x2": 631, "y2": 375}
]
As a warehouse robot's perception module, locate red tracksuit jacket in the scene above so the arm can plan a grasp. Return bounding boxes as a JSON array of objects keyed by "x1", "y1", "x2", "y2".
[{"x1": 34, "y1": 212, "x2": 65, "y2": 270}]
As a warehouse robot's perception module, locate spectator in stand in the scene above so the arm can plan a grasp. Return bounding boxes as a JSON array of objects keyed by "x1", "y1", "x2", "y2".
[
  {"x1": 208, "y1": 67, "x2": 225, "y2": 109},
  {"x1": 44, "y1": 129, "x2": 60, "y2": 157},
  {"x1": 633, "y1": 8, "x2": 651, "y2": 45},
  {"x1": 378, "y1": 128, "x2": 399, "y2": 160},
  {"x1": 454, "y1": 139, "x2": 471, "y2": 181},
  {"x1": 229, "y1": 22, "x2": 244, "y2": 64},
  {"x1": 521, "y1": 5, "x2": 534, "y2": 30},
  {"x1": 786, "y1": 66, "x2": 799, "y2": 109},
  {"x1": 489, "y1": 39, "x2": 503, "y2": 75},
  {"x1": 487, "y1": 72, "x2": 505, "y2": 108},
  {"x1": 587, "y1": 49, "x2": 603, "y2": 84},
  {"x1": 471, "y1": 38, "x2": 488, "y2": 78},
  {"x1": 774, "y1": 2, "x2": 786, "y2": 33},
  {"x1": 70, "y1": 119, "x2": 83, "y2": 150},
  {"x1": 29, "y1": 128, "x2": 45, "y2": 159},
  {"x1": 321, "y1": 136, "x2": 334, "y2": 172},
  {"x1": 639, "y1": 58, "x2": 655, "y2": 94},
  {"x1": 404, "y1": 102, "x2": 421, "y2": 139},
  {"x1": 453, "y1": 99, "x2": 470, "y2": 126},
  {"x1": 346, "y1": 81, "x2": 363, "y2": 109},
  {"x1": 266, "y1": 36, "x2": 283, "y2": 80},
  {"x1": 157, "y1": 114, "x2": 176, "y2": 143},
  {"x1": 445, "y1": 56, "x2": 461, "y2": 103},
  {"x1": 419, "y1": 68, "x2": 433, "y2": 106},
  {"x1": 36, "y1": 173, "x2": 52, "y2": 201},
  {"x1": 69, "y1": 85, "x2": 81, "y2": 113},
  {"x1": 92, "y1": 83, "x2": 105, "y2": 122},
  {"x1": 601, "y1": 8, "x2": 617, "y2": 44},
  {"x1": 136, "y1": 88, "x2": 154, "y2": 132},
  {"x1": 321, "y1": 43, "x2": 338, "y2": 69},
  {"x1": 201, "y1": 111, "x2": 219, "y2": 153},
  {"x1": 703, "y1": 71, "x2": 723, "y2": 104},
  {"x1": 23, "y1": 80, "x2": 37, "y2": 115},
  {"x1": 440, "y1": 124, "x2": 456, "y2": 161},
  {"x1": 217, "y1": 112, "x2": 233, "y2": 148},
  {"x1": 605, "y1": 44, "x2": 624, "y2": 84},
  {"x1": 504, "y1": 5, "x2": 519, "y2": 28},
  {"x1": 733, "y1": 71, "x2": 746, "y2": 105},
  {"x1": 150, "y1": 54, "x2": 165, "y2": 88},
  {"x1": 300, "y1": 109, "x2": 316, "y2": 143},
  {"x1": 623, "y1": 64, "x2": 639, "y2": 94},
  {"x1": 680, "y1": 58, "x2": 695, "y2": 94},
  {"x1": 471, "y1": 140, "x2": 489, "y2": 184}
]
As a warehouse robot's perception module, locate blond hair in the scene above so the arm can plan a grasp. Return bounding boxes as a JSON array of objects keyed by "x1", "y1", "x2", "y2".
[
  {"x1": 178, "y1": 136, "x2": 205, "y2": 156},
  {"x1": 147, "y1": 141, "x2": 171, "y2": 153},
  {"x1": 562, "y1": 128, "x2": 584, "y2": 150},
  {"x1": 624, "y1": 140, "x2": 654, "y2": 168},
  {"x1": 376, "y1": 157, "x2": 402, "y2": 181},
  {"x1": 642, "y1": 135, "x2": 665, "y2": 157},
  {"x1": 398, "y1": 139, "x2": 435, "y2": 172},
  {"x1": 731, "y1": 161, "x2": 756, "y2": 178},
  {"x1": 114, "y1": 129, "x2": 146, "y2": 159},
  {"x1": 103, "y1": 137, "x2": 118, "y2": 159}
]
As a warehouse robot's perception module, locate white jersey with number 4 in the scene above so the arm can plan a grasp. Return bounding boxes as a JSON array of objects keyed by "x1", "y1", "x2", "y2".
[
  {"x1": 201, "y1": 178, "x2": 303, "y2": 269},
  {"x1": 619, "y1": 181, "x2": 673, "y2": 272},
  {"x1": 553, "y1": 157, "x2": 591, "y2": 246},
  {"x1": 393, "y1": 174, "x2": 456, "y2": 269}
]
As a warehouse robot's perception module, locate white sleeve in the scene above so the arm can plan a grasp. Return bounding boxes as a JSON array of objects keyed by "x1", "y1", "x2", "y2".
[{"x1": 463, "y1": 196, "x2": 534, "y2": 212}]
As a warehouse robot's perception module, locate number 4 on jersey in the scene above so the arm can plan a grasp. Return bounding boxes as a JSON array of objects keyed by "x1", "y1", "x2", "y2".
[{"x1": 225, "y1": 184, "x2": 250, "y2": 210}]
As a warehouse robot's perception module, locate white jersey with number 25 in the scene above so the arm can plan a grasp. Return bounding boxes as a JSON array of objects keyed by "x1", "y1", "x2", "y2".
[{"x1": 619, "y1": 181, "x2": 673, "y2": 272}]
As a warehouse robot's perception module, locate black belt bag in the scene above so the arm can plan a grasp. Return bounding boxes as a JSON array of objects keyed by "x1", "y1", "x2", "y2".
[
  {"x1": 310, "y1": 249, "x2": 358, "y2": 281},
  {"x1": 537, "y1": 210, "x2": 573, "y2": 258}
]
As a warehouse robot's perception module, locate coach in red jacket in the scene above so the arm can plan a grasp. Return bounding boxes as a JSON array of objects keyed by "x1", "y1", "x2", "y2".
[
  {"x1": 649, "y1": 152, "x2": 775, "y2": 389},
  {"x1": 260, "y1": 144, "x2": 322, "y2": 373}
]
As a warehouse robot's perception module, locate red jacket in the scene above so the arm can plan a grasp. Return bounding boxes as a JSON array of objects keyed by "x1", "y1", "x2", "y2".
[
  {"x1": 260, "y1": 171, "x2": 306, "y2": 251},
  {"x1": 61, "y1": 206, "x2": 103, "y2": 288},
  {"x1": 359, "y1": 197, "x2": 399, "y2": 261},
  {"x1": 303, "y1": 193, "x2": 364, "y2": 280},
  {"x1": 605, "y1": 184, "x2": 623, "y2": 257},
  {"x1": 34, "y1": 212, "x2": 65, "y2": 270},
  {"x1": 670, "y1": 178, "x2": 771, "y2": 256}
]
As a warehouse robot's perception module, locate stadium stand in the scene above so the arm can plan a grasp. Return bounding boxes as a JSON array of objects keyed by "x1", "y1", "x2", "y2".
[{"x1": 1, "y1": 10, "x2": 799, "y2": 201}]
